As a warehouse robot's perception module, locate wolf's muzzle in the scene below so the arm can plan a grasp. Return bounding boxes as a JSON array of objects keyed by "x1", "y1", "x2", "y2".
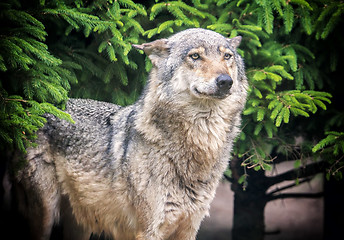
[{"x1": 216, "y1": 74, "x2": 233, "y2": 95}]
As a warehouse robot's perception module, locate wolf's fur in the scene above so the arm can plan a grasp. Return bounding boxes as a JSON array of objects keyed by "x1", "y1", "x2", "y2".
[{"x1": 10, "y1": 28, "x2": 248, "y2": 240}]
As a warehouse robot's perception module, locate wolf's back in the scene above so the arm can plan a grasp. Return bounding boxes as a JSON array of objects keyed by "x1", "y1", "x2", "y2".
[
  {"x1": 64, "y1": 98, "x2": 121, "y2": 125},
  {"x1": 39, "y1": 98, "x2": 124, "y2": 166}
]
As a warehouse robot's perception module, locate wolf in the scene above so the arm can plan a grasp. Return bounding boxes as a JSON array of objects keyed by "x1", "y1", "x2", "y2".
[{"x1": 8, "y1": 28, "x2": 248, "y2": 240}]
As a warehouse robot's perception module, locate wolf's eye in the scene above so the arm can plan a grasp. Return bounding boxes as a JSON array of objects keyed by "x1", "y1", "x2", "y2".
[
  {"x1": 190, "y1": 53, "x2": 200, "y2": 60},
  {"x1": 224, "y1": 53, "x2": 232, "y2": 60}
]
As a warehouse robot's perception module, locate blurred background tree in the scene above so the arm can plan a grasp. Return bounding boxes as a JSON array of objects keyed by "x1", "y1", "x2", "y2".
[{"x1": 1, "y1": 0, "x2": 343, "y2": 240}]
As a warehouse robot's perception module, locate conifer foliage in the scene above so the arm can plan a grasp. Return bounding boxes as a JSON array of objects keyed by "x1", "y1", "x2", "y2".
[{"x1": 0, "y1": 0, "x2": 147, "y2": 152}]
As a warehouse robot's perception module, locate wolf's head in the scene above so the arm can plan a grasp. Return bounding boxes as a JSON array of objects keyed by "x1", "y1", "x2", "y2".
[{"x1": 133, "y1": 28, "x2": 246, "y2": 101}]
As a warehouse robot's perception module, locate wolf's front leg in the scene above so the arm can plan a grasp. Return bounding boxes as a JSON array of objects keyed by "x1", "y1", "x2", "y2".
[
  {"x1": 170, "y1": 222, "x2": 198, "y2": 240},
  {"x1": 135, "y1": 216, "x2": 202, "y2": 240},
  {"x1": 168, "y1": 210, "x2": 208, "y2": 240},
  {"x1": 135, "y1": 231, "x2": 164, "y2": 240},
  {"x1": 134, "y1": 215, "x2": 165, "y2": 240}
]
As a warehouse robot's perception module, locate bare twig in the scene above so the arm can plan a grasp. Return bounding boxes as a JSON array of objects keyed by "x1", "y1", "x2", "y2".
[{"x1": 267, "y1": 192, "x2": 323, "y2": 201}]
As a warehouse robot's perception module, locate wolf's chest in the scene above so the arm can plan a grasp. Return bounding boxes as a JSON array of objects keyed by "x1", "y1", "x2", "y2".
[{"x1": 163, "y1": 177, "x2": 216, "y2": 215}]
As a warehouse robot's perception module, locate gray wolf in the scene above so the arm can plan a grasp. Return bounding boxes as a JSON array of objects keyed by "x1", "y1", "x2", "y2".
[{"x1": 8, "y1": 28, "x2": 248, "y2": 240}]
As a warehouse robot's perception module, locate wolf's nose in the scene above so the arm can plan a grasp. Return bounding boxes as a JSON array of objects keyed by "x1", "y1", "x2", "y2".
[{"x1": 216, "y1": 74, "x2": 233, "y2": 92}]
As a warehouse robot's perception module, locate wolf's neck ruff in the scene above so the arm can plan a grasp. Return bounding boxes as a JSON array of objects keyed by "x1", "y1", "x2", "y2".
[{"x1": 135, "y1": 77, "x2": 237, "y2": 182}]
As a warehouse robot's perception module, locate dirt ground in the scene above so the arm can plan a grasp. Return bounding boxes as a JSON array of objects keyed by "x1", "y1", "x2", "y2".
[{"x1": 197, "y1": 162, "x2": 324, "y2": 240}]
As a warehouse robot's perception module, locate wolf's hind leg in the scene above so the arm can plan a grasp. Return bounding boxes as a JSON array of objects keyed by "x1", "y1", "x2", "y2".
[
  {"x1": 14, "y1": 151, "x2": 60, "y2": 240},
  {"x1": 15, "y1": 177, "x2": 59, "y2": 240},
  {"x1": 60, "y1": 196, "x2": 92, "y2": 240}
]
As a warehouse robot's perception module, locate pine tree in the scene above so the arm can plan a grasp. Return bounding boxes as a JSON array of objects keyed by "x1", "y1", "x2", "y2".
[
  {"x1": 0, "y1": 0, "x2": 147, "y2": 153},
  {"x1": 1, "y1": 0, "x2": 75, "y2": 152}
]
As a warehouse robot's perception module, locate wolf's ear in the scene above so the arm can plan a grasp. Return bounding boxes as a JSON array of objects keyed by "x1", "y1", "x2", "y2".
[
  {"x1": 227, "y1": 36, "x2": 242, "y2": 50},
  {"x1": 132, "y1": 39, "x2": 169, "y2": 66}
]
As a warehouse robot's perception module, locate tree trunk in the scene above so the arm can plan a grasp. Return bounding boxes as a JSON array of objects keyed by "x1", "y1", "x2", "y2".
[
  {"x1": 232, "y1": 186, "x2": 267, "y2": 240},
  {"x1": 230, "y1": 157, "x2": 268, "y2": 240}
]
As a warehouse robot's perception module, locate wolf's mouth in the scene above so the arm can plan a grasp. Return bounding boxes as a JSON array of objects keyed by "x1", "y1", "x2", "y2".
[
  {"x1": 194, "y1": 88, "x2": 203, "y2": 95},
  {"x1": 192, "y1": 87, "x2": 229, "y2": 99}
]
